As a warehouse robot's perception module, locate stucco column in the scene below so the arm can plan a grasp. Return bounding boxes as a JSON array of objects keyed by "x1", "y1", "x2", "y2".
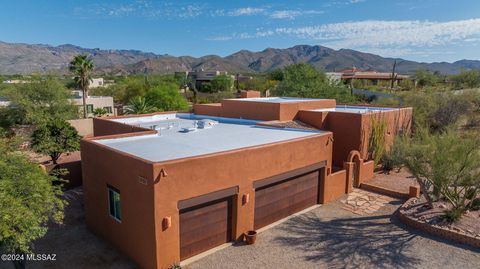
[
  {"x1": 344, "y1": 162, "x2": 354, "y2": 193},
  {"x1": 234, "y1": 185, "x2": 255, "y2": 240}
]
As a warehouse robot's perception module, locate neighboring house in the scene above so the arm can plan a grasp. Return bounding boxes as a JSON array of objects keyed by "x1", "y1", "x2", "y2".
[
  {"x1": 340, "y1": 68, "x2": 410, "y2": 86},
  {"x1": 0, "y1": 97, "x2": 11, "y2": 107},
  {"x1": 326, "y1": 72, "x2": 343, "y2": 83},
  {"x1": 70, "y1": 90, "x2": 114, "y2": 117},
  {"x1": 2, "y1": 79, "x2": 29, "y2": 84},
  {"x1": 88, "y1": 78, "x2": 114, "y2": 89},
  {"x1": 176, "y1": 70, "x2": 235, "y2": 90},
  {"x1": 81, "y1": 97, "x2": 412, "y2": 269}
]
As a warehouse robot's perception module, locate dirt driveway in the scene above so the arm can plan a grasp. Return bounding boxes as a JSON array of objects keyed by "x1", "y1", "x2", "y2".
[
  {"x1": 185, "y1": 193, "x2": 480, "y2": 269},
  {"x1": 1, "y1": 188, "x2": 478, "y2": 269}
]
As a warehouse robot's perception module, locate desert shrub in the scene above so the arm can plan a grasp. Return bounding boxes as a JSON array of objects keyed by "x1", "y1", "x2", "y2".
[
  {"x1": 381, "y1": 137, "x2": 406, "y2": 173},
  {"x1": 368, "y1": 117, "x2": 387, "y2": 166},
  {"x1": 428, "y1": 96, "x2": 471, "y2": 132},
  {"x1": 401, "y1": 128, "x2": 480, "y2": 222}
]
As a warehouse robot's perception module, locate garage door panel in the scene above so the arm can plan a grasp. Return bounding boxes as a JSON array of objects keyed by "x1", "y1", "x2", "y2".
[
  {"x1": 254, "y1": 170, "x2": 320, "y2": 230},
  {"x1": 179, "y1": 206, "x2": 229, "y2": 234},
  {"x1": 255, "y1": 178, "x2": 318, "y2": 207},
  {"x1": 180, "y1": 197, "x2": 232, "y2": 260},
  {"x1": 256, "y1": 179, "x2": 317, "y2": 203},
  {"x1": 180, "y1": 222, "x2": 231, "y2": 247}
]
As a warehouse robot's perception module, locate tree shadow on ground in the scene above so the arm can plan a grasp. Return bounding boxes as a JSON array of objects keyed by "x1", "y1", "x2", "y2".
[{"x1": 274, "y1": 212, "x2": 421, "y2": 269}]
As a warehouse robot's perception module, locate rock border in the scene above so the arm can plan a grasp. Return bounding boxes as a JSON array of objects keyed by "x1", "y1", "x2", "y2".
[{"x1": 398, "y1": 198, "x2": 480, "y2": 248}]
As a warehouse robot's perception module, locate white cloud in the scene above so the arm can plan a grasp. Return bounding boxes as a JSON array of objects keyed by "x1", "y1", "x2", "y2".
[
  {"x1": 274, "y1": 19, "x2": 480, "y2": 48},
  {"x1": 228, "y1": 7, "x2": 264, "y2": 16},
  {"x1": 80, "y1": 1, "x2": 203, "y2": 19},
  {"x1": 178, "y1": 5, "x2": 203, "y2": 18},
  {"x1": 348, "y1": 0, "x2": 365, "y2": 4},
  {"x1": 207, "y1": 18, "x2": 480, "y2": 59},
  {"x1": 269, "y1": 10, "x2": 324, "y2": 19}
]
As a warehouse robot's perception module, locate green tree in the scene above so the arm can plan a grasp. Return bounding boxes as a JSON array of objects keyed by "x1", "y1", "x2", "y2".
[
  {"x1": 0, "y1": 138, "x2": 65, "y2": 269},
  {"x1": 402, "y1": 129, "x2": 480, "y2": 221},
  {"x1": 31, "y1": 119, "x2": 81, "y2": 164},
  {"x1": 145, "y1": 83, "x2": 189, "y2": 112},
  {"x1": 208, "y1": 74, "x2": 233, "y2": 93},
  {"x1": 93, "y1": 107, "x2": 108, "y2": 117},
  {"x1": 273, "y1": 64, "x2": 355, "y2": 102},
  {"x1": 4, "y1": 78, "x2": 77, "y2": 125},
  {"x1": 69, "y1": 55, "x2": 94, "y2": 118},
  {"x1": 450, "y1": 69, "x2": 480, "y2": 90},
  {"x1": 268, "y1": 69, "x2": 284, "y2": 81},
  {"x1": 125, "y1": 96, "x2": 156, "y2": 114},
  {"x1": 414, "y1": 69, "x2": 438, "y2": 87}
]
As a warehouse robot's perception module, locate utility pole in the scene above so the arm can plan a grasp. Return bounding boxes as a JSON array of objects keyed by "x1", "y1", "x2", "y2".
[{"x1": 391, "y1": 60, "x2": 398, "y2": 90}]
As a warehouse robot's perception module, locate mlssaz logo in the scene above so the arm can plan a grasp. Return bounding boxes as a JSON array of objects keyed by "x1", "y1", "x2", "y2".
[{"x1": 27, "y1": 254, "x2": 57, "y2": 261}]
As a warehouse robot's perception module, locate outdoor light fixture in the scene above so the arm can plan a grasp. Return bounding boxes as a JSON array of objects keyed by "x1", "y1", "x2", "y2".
[
  {"x1": 242, "y1": 194, "x2": 250, "y2": 205},
  {"x1": 162, "y1": 216, "x2": 172, "y2": 230}
]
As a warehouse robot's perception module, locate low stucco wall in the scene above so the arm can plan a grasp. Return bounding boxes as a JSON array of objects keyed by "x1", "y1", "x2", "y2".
[
  {"x1": 41, "y1": 152, "x2": 82, "y2": 189},
  {"x1": 93, "y1": 117, "x2": 151, "y2": 137},
  {"x1": 68, "y1": 118, "x2": 93, "y2": 137},
  {"x1": 359, "y1": 160, "x2": 375, "y2": 185},
  {"x1": 321, "y1": 169, "x2": 347, "y2": 204},
  {"x1": 240, "y1": 91, "x2": 261, "y2": 98},
  {"x1": 193, "y1": 103, "x2": 223, "y2": 117}
]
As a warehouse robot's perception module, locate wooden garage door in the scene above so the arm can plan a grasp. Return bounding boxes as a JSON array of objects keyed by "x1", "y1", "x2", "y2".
[
  {"x1": 179, "y1": 197, "x2": 233, "y2": 260},
  {"x1": 254, "y1": 170, "x2": 320, "y2": 230}
]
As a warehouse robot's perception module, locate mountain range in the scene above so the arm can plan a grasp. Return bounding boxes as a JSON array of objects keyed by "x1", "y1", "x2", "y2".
[{"x1": 1, "y1": 41, "x2": 479, "y2": 75}]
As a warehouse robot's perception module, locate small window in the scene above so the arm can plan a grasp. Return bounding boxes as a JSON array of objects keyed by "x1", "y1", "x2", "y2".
[
  {"x1": 86, "y1": 104, "x2": 94, "y2": 113},
  {"x1": 108, "y1": 186, "x2": 121, "y2": 222},
  {"x1": 104, "y1": 106, "x2": 113, "y2": 113}
]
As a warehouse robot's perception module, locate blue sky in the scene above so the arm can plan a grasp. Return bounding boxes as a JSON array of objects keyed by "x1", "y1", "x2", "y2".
[{"x1": 1, "y1": 0, "x2": 480, "y2": 62}]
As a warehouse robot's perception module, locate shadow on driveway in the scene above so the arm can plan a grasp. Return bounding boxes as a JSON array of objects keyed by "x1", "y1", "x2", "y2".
[{"x1": 275, "y1": 213, "x2": 421, "y2": 268}]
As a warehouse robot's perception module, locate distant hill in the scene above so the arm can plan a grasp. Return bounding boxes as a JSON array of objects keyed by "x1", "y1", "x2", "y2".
[{"x1": 0, "y1": 41, "x2": 479, "y2": 75}]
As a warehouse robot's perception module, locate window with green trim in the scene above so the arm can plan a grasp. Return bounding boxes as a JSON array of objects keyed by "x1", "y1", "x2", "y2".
[
  {"x1": 86, "y1": 104, "x2": 94, "y2": 113},
  {"x1": 104, "y1": 106, "x2": 113, "y2": 113},
  {"x1": 108, "y1": 186, "x2": 121, "y2": 222}
]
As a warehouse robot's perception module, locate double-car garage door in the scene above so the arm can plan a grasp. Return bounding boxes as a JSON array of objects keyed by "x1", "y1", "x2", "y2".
[
  {"x1": 178, "y1": 164, "x2": 324, "y2": 261},
  {"x1": 254, "y1": 170, "x2": 321, "y2": 229}
]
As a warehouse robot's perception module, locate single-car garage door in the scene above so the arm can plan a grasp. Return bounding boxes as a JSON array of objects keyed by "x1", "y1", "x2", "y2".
[
  {"x1": 254, "y1": 168, "x2": 322, "y2": 230},
  {"x1": 179, "y1": 188, "x2": 235, "y2": 261}
]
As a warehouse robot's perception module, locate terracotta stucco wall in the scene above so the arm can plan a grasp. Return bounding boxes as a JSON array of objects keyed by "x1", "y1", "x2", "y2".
[
  {"x1": 240, "y1": 91, "x2": 261, "y2": 98},
  {"x1": 324, "y1": 112, "x2": 364, "y2": 166},
  {"x1": 359, "y1": 108, "x2": 413, "y2": 159},
  {"x1": 93, "y1": 117, "x2": 151, "y2": 137},
  {"x1": 296, "y1": 110, "x2": 329, "y2": 130},
  {"x1": 81, "y1": 140, "x2": 158, "y2": 269},
  {"x1": 278, "y1": 100, "x2": 336, "y2": 121},
  {"x1": 321, "y1": 169, "x2": 348, "y2": 204},
  {"x1": 298, "y1": 108, "x2": 413, "y2": 166},
  {"x1": 358, "y1": 160, "x2": 375, "y2": 185},
  {"x1": 151, "y1": 133, "x2": 333, "y2": 268},
  {"x1": 220, "y1": 99, "x2": 281, "y2": 120},
  {"x1": 196, "y1": 99, "x2": 336, "y2": 121},
  {"x1": 192, "y1": 103, "x2": 223, "y2": 117}
]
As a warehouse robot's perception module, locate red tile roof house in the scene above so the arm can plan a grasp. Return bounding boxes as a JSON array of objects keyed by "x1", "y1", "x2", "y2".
[{"x1": 81, "y1": 97, "x2": 412, "y2": 269}]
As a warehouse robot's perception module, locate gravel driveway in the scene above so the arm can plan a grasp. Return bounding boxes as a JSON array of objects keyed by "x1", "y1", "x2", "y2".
[{"x1": 185, "y1": 194, "x2": 480, "y2": 269}]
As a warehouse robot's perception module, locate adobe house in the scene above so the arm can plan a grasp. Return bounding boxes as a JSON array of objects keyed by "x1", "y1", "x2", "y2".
[{"x1": 81, "y1": 97, "x2": 412, "y2": 269}]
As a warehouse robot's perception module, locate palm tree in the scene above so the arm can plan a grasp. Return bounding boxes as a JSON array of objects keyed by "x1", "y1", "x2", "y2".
[
  {"x1": 69, "y1": 55, "x2": 94, "y2": 118},
  {"x1": 125, "y1": 96, "x2": 156, "y2": 114}
]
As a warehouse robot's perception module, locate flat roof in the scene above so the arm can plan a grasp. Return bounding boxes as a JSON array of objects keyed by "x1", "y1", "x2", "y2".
[
  {"x1": 311, "y1": 105, "x2": 397, "y2": 114},
  {"x1": 95, "y1": 113, "x2": 325, "y2": 162},
  {"x1": 227, "y1": 97, "x2": 321, "y2": 103}
]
